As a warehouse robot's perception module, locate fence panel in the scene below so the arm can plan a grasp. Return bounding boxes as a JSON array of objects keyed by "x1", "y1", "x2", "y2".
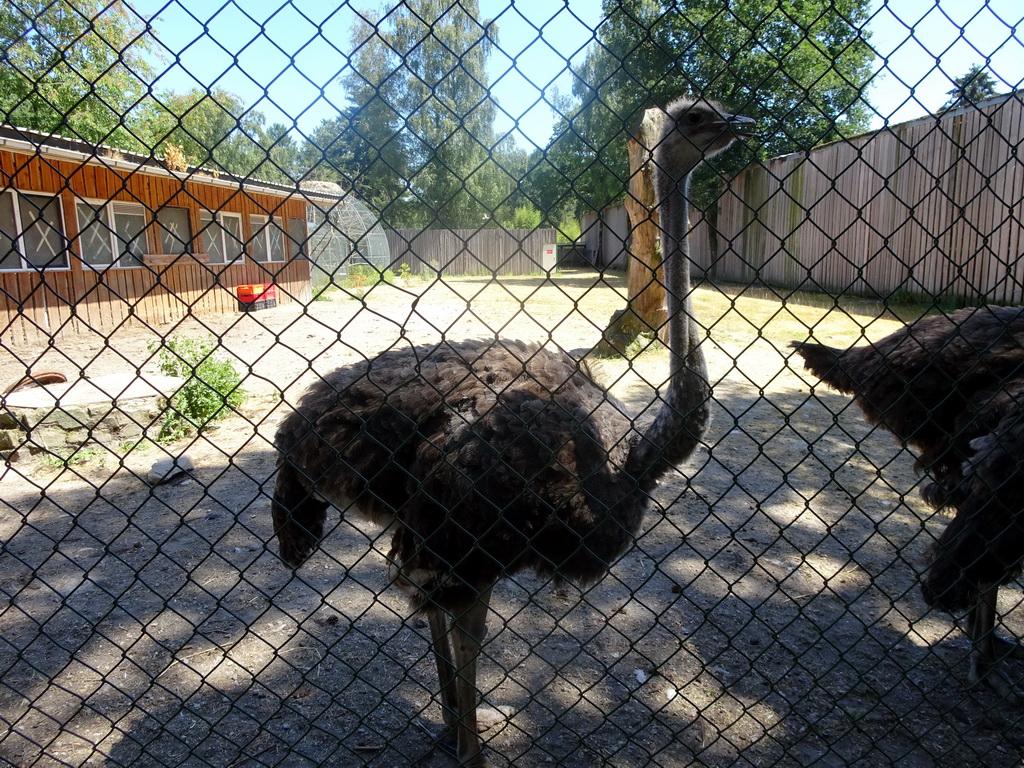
[
  {"x1": 702, "y1": 94, "x2": 1024, "y2": 301},
  {"x1": 385, "y1": 227, "x2": 557, "y2": 276}
]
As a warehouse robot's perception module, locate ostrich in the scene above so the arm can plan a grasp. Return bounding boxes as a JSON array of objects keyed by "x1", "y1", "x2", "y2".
[
  {"x1": 792, "y1": 305, "x2": 1024, "y2": 698},
  {"x1": 272, "y1": 97, "x2": 756, "y2": 765}
]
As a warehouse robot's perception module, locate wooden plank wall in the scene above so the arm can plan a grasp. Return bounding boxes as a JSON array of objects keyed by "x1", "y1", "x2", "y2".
[
  {"x1": 694, "y1": 93, "x2": 1024, "y2": 302},
  {"x1": 0, "y1": 152, "x2": 312, "y2": 347},
  {"x1": 385, "y1": 227, "x2": 558, "y2": 276},
  {"x1": 580, "y1": 208, "x2": 630, "y2": 270}
]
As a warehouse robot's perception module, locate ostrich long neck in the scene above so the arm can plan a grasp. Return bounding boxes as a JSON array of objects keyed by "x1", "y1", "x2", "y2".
[{"x1": 624, "y1": 166, "x2": 711, "y2": 489}]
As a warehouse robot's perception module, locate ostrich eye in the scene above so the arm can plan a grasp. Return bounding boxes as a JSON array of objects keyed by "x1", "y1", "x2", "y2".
[{"x1": 685, "y1": 111, "x2": 704, "y2": 125}]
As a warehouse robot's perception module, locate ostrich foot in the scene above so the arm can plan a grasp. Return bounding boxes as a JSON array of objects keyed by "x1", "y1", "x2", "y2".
[
  {"x1": 435, "y1": 726, "x2": 493, "y2": 767},
  {"x1": 963, "y1": 586, "x2": 1024, "y2": 704},
  {"x1": 433, "y1": 708, "x2": 509, "y2": 766},
  {"x1": 967, "y1": 663, "x2": 1024, "y2": 705},
  {"x1": 968, "y1": 636, "x2": 1024, "y2": 705}
]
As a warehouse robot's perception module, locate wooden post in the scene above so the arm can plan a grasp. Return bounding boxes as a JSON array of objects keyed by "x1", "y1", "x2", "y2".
[{"x1": 599, "y1": 106, "x2": 668, "y2": 355}]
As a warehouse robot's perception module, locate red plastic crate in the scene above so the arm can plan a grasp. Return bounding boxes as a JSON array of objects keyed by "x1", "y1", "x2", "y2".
[{"x1": 237, "y1": 283, "x2": 277, "y2": 311}]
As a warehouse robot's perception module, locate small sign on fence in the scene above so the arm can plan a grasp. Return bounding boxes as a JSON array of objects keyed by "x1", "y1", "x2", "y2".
[{"x1": 542, "y1": 243, "x2": 556, "y2": 271}]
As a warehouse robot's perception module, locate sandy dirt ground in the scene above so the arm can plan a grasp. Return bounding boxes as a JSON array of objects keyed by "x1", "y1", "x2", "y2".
[{"x1": 2, "y1": 269, "x2": 1023, "y2": 767}]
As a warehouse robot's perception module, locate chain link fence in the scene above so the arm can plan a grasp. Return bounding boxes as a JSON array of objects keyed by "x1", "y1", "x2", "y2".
[{"x1": 1, "y1": 1, "x2": 1023, "y2": 766}]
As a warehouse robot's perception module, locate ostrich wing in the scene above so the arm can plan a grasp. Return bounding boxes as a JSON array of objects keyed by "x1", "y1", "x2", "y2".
[
  {"x1": 792, "y1": 306, "x2": 1024, "y2": 467},
  {"x1": 273, "y1": 340, "x2": 641, "y2": 593}
]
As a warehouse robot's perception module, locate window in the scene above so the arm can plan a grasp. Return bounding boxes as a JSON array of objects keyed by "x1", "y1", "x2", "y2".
[
  {"x1": 156, "y1": 206, "x2": 191, "y2": 255},
  {"x1": 75, "y1": 200, "x2": 148, "y2": 268},
  {"x1": 250, "y1": 214, "x2": 286, "y2": 263},
  {"x1": 1, "y1": 191, "x2": 68, "y2": 270},
  {"x1": 199, "y1": 210, "x2": 243, "y2": 265}
]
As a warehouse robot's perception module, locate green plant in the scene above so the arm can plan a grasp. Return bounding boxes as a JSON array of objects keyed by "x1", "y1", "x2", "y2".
[
  {"x1": 38, "y1": 446, "x2": 102, "y2": 468},
  {"x1": 150, "y1": 335, "x2": 246, "y2": 442},
  {"x1": 508, "y1": 203, "x2": 542, "y2": 229},
  {"x1": 119, "y1": 439, "x2": 154, "y2": 456},
  {"x1": 557, "y1": 216, "x2": 581, "y2": 243},
  {"x1": 395, "y1": 262, "x2": 413, "y2": 282},
  {"x1": 312, "y1": 285, "x2": 336, "y2": 301},
  {"x1": 343, "y1": 263, "x2": 396, "y2": 298}
]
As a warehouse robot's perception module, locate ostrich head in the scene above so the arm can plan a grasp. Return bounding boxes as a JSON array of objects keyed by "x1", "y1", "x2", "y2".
[{"x1": 654, "y1": 97, "x2": 757, "y2": 189}]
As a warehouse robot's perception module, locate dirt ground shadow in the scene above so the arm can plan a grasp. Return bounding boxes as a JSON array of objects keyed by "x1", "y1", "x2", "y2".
[{"x1": 3, "y1": 272, "x2": 1024, "y2": 767}]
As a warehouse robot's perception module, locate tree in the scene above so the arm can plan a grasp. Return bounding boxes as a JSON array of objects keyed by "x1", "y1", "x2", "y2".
[
  {"x1": 500, "y1": 203, "x2": 542, "y2": 230},
  {"x1": 255, "y1": 122, "x2": 303, "y2": 184},
  {"x1": 333, "y1": 1, "x2": 499, "y2": 228},
  {"x1": 140, "y1": 89, "x2": 306, "y2": 182},
  {"x1": 310, "y1": 15, "x2": 412, "y2": 221},
  {"x1": 532, "y1": 0, "x2": 876, "y2": 218},
  {"x1": 941, "y1": 64, "x2": 1000, "y2": 111},
  {"x1": 0, "y1": 0, "x2": 154, "y2": 148},
  {"x1": 536, "y1": 0, "x2": 877, "y2": 353},
  {"x1": 599, "y1": 107, "x2": 668, "y2": 354}
]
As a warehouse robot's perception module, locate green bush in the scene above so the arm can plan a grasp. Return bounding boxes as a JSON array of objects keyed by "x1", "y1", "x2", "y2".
[
  {"x1": 342, "y1": 263, "x2": 395, "y2": 298},
  {"x1": 150, "y1": 335, "x2": 246, "y2": 442},
  {"x1": 557, "y1": 216, "x2": 581, "y2": 243},
  {"x1": 346, "y1": 263, "x2": 394, "y2": 285}
]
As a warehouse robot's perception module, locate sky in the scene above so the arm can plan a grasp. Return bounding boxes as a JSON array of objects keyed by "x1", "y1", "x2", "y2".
[{"x1": 133, "y1": 0, "x2": 1023, "y2": 149}]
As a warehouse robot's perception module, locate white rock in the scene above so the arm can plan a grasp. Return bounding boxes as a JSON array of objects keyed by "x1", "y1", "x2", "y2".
[{"x1": 148, "y1": 455, "x2": 195, "y2": 484}]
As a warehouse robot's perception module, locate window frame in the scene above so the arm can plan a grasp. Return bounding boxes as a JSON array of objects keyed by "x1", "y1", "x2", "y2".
[
  {"x1": 0, "y1": 189, "x2": 70, "y2": 272},
  {"x1": 199, "y1": 210, "x2": 244, "y2": 266},
  {"x1": 249, "y1": 213, "x2": 286, "y2": 264},
  {"x1": 74, "y1": 198, "x2": 150, "y2": 270}
]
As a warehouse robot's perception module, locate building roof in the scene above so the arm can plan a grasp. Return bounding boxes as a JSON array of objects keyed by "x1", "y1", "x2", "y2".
[{"x1": 0, "y1": 123, "x2": 346, "y2": 203}]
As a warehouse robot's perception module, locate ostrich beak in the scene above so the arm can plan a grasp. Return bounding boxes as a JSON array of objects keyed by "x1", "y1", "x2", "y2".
[{"x1": 724, "y1": 114, "x2": 757, "y2": 138}]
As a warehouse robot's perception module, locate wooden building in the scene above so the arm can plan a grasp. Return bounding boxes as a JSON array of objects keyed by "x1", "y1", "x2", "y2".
[{"x1": 0, "y1": 125, "x2": 331, "y2": 346}]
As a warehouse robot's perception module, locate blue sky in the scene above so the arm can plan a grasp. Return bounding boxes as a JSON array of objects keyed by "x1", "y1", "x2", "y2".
[{"x1": 134, "y1": 0, "x2": 1023, "y2": 149}]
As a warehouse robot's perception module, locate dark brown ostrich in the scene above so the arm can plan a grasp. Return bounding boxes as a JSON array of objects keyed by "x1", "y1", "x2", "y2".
[
  {"x1": 792, "y1": 305, "x2": 1024, "y2": 698},
  {"x1": 272, "y1": 97, "x2": 755, "y2": 766}
]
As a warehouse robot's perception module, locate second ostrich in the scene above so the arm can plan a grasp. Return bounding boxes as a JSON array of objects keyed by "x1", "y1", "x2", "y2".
[
  {"x1": 272, "y1": 98, "x2": 755, "y2": 765},
  {"x1": 792, "y1": 306, "x2": 1024, "y2": 698}
]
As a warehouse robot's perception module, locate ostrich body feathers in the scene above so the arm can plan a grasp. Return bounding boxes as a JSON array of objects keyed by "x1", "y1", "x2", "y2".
[
  {"x1": 792, "y1": 305, "x2": 1024, "y2": 611},
  {"x1": 273, "y1": 339, "x2": 650, "y2": 610},
  {"x1": 270, "y1": 97, "x2": 754, "y2": 765}
]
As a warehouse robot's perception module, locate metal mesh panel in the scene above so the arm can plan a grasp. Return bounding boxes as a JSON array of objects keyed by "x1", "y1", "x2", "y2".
[{"x1": 1, "y1": 1, "x2": 1023, "y2": 767}]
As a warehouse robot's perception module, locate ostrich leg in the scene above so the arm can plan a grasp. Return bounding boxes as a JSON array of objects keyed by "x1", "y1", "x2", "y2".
[
  {"x1": 429, "y1": 586, "x2": 494, "y2": 767},
  {"x1": 966, "y1": 583, "x2": 1024, "y2": 701},
  {"x1": 429, "y1": 610, "x2": 458, "y2": 730}
]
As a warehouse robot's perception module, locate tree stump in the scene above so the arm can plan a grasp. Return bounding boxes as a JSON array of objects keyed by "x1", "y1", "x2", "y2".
[{"x1": 598, "y1": 106, "x2": 668, "y2": 356}]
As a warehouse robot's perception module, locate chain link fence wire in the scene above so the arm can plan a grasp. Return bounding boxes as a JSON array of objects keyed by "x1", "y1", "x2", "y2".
[{"x1": 1, "y1": 0, "x2": 1023, "y2": 766}]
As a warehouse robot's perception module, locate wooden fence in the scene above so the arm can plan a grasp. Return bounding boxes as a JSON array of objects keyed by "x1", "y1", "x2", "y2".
[
  {"x1": 580, "y1": 206, "x2": 630, "y2": 270},
  {"x1": 386, "y1": 227, "x2": 557, "y2": 276},
  {"x1": 693, "y1": 92, "x2": 1024, "y2": 302}
]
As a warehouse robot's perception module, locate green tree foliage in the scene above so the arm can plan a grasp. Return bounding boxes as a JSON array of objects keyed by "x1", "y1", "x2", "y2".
[
  {"x1": 0, "y1": 0, "x2": 154, "y2": 148},
  {"x1": 309, "y1": 1, "x2": 514, "y2": 228},
  {"x1": 500, "y1": 203, "x2": 542, "y2": 230},
  {"x1": 141, "y1": 89, "x2": 303, "y2": 182},
  {"x1": 0, "y1": 2, "x2": 302, "y2": 183},
  {"x1": 941, "y1": 64, "x2": 1000, "y2": 111},
  {"x1": 529, "y1": 0, "x2": 876, "y2": 216},
  {"x1": 481, "y1": 134, "x2": 533, "y2": 228}
]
